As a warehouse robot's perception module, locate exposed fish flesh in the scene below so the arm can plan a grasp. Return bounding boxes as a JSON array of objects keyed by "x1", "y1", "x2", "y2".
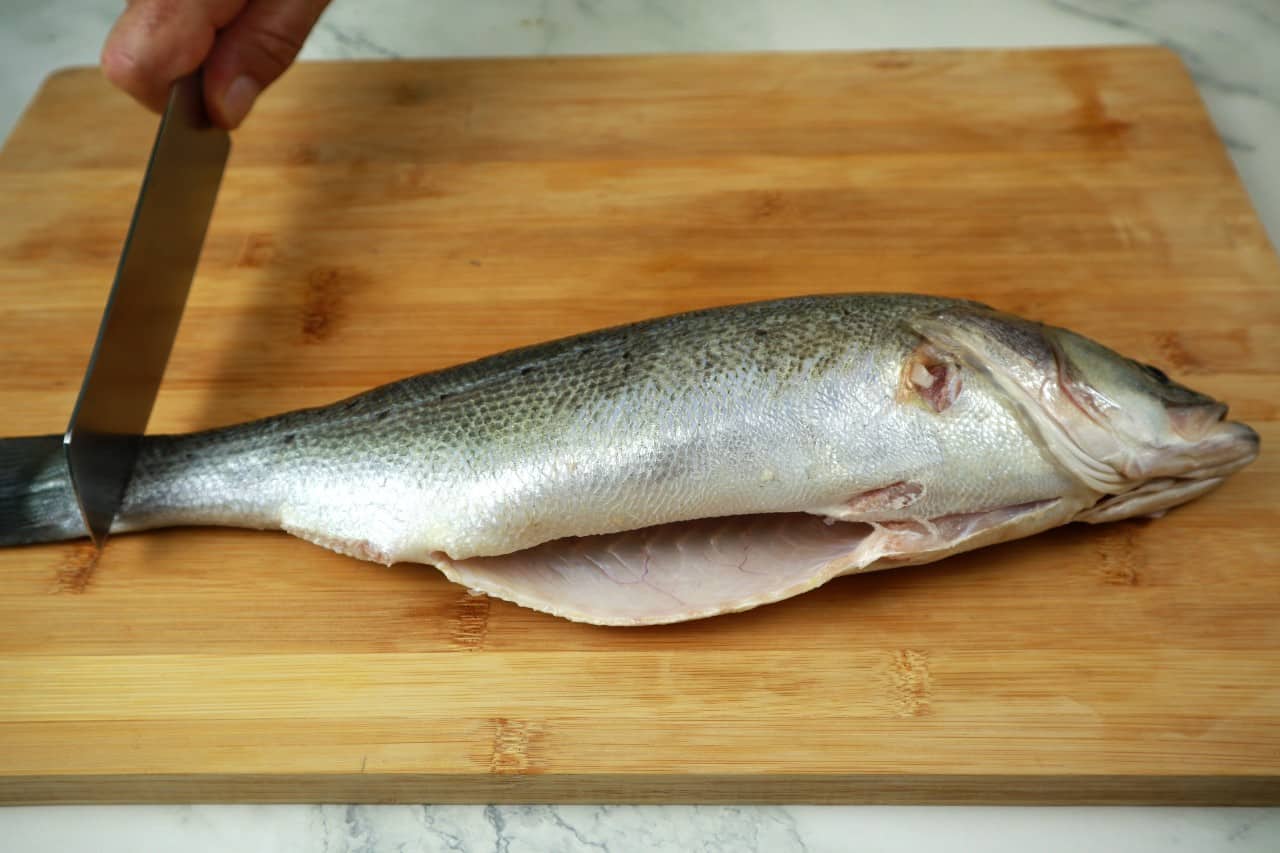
[{"x1": 0, "y1": 294, "x2": 1259, "y2": 624}]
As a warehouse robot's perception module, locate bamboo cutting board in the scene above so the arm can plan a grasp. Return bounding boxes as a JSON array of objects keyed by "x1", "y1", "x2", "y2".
[{"x1": 1, "y1": 47, "x2": 1278, "y2": 805}]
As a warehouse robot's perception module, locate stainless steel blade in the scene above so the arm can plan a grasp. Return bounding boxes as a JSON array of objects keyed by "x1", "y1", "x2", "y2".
[{"x1": 63, "y1": 74, "x2": 230, "y2": 546}]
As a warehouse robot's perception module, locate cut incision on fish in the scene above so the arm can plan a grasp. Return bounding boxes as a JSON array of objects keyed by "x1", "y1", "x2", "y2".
[
  {"x1": 0, "y1": 294, "x2": 1260, "y2": 625},
  {"x1": 435, "y1": 498, "x2": 1068, "y2": 626}
]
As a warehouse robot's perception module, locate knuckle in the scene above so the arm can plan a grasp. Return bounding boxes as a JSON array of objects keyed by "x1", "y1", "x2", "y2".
[
  {"x1": 101, "y1": 42, "x2": 146, "y2": 92},
  {"x1": 245, "y1": 24, "x2": 306, "y2": 71},
  {"x1": 101, "y1": 0, "x2": 186, "y2": 90},
  {"x1": 135, "y1": 0, "x2": 184, "y2": 35}
]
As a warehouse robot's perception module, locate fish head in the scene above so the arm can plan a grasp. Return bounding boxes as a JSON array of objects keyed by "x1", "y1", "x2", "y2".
[{"x1": 910, "y1": 303, "x2": 1259, "y2": 521}]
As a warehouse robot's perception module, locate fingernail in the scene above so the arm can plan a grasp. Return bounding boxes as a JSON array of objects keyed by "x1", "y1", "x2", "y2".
[{"x1": 220, "y1": 75, "x2": 260, "y2": 128}]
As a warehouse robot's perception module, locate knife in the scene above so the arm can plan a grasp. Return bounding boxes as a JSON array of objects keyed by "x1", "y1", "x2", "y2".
[{"x1": 63, "y1": 73, "x2": 231, "y2": 547}]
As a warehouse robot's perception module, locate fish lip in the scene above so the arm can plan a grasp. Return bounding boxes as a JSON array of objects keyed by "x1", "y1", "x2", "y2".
[
  {"x1": 1075, "y1": 475, "x2": 1227, "y2": 523},
  {"x1": 1179, "y1": 419, "x2": 1260, "y2": 479},
  {"x1": 1105, "y1": 417, "x2": 1258, "y2": 483},
  {"x1": 1075, "y1": 420, "x2": 1259, "y2": 522}
]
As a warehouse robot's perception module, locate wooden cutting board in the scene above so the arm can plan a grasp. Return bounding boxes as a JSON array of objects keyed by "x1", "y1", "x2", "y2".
[{"x1": 1, "y1": 47, "x2": 1277, "y2": 805}]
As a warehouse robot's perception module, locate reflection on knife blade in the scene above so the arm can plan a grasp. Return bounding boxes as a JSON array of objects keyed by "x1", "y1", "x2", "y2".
[{"x1": 62, "y1": 72, "x2": 230, "y2": 547}]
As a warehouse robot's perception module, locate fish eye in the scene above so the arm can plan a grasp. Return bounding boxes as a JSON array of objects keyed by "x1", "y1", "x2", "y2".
[{"x1": 1138, "y1": 362, "x2": 1170, "y2": 384}]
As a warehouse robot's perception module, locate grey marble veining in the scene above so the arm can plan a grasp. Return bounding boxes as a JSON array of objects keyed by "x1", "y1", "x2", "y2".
[
  {"x1": 1045, "y1": 0, "x2": 1279, "y2": 233},
  {"x1": 1, "y1": 1, "x2": 1278, "y2": 850},
  {"x1": 4, "y1": 803, "x2": 1279, "y2": 851}
]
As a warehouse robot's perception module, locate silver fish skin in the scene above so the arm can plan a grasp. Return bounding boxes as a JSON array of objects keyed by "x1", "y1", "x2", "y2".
[{"x1": 1, "y1": 294, "x2": 1258, "y2": 624}]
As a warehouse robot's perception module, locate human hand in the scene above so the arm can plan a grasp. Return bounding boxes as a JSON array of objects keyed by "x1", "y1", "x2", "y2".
[{"x1": 102, "y1": 0, "x2": 334, "y2": 129}]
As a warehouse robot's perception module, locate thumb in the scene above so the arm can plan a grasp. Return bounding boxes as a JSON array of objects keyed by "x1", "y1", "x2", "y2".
[{"x1": 203, "y1": 0, "x2": 333, "y2": 129}]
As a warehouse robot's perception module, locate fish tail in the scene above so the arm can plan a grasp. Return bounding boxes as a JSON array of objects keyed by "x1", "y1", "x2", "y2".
[{"x1": 0, "y1": 435, "x2": 87, "y2": 546}]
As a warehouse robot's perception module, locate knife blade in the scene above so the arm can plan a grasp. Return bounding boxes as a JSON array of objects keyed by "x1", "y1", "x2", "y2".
[{"x1": 63, "y1": 73, "x2": 231, "y2": 547}]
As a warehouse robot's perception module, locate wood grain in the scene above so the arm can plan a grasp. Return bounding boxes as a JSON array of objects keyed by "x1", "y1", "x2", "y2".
[{"x1": 1, "y1": 47, "x2": 1277, "y2": 804}]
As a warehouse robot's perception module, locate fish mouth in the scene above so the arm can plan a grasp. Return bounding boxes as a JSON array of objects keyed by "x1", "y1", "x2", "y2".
[
  {"x1": 999, "y1": 386, "x2": 1260, "y2": 523},
  {"x1": 1181, "y1": 417, "x2": 1261, "y2": 478},
  {"x1": 1074, "y1": 419, "x2": 1259, "y2": 523}
]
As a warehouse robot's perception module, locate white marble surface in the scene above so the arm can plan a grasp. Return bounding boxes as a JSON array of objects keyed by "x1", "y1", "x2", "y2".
[
  {"x1": 1, "y1": 0, "x2": 1278, "y2": 850},
  {"x1": 2, "y1": 804, "x2": 1278, "y2": 852}
]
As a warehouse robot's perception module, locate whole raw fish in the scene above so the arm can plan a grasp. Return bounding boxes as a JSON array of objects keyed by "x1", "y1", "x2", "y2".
[{"x1": 0, "y1": 294, "x2": 1258, "y2": 624}]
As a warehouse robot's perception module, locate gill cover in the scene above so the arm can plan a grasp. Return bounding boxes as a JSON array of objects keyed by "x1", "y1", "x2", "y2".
[{"x1": 907, "y1": 304, "x2": 1134, "y2": 494}]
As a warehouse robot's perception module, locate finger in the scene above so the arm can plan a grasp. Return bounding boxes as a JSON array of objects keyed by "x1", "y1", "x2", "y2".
[
  {"x1": 101, "y1": 0, "x2": 245, "y2": 113},
  {"x1": 202, "y1": 0, "x2": 334, "y2": 129}
]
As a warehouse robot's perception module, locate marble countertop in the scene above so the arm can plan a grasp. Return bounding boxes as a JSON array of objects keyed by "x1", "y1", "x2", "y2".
[{"x1": 1, "y1": 0, "x2": 1277, "y2": 850}]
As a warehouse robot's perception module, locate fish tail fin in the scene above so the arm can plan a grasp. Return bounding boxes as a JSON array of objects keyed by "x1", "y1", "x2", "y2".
[{"x1": 0, "y1": 435, "x2": 87, "y2": 546}]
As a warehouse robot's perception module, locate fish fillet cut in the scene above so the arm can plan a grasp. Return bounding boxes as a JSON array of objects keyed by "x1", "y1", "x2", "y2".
[{"x1": 435, "y1": 500, "x2": 1062, "y2": 625}]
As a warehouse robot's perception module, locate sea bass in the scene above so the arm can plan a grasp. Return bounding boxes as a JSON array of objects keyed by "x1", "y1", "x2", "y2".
[{"x1": 0, "y1": 294, "x2": 1259, "y2": 625}]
